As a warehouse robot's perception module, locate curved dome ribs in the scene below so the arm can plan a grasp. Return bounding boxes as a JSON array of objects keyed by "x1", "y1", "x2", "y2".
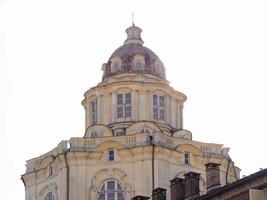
[{"x1": 102, "y1": 25, "x2": 166, "y2": 80}]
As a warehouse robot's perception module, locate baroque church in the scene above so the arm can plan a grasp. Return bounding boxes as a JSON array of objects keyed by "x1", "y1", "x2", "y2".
[{"x1": 21, "y1": 24, "x2": 240, "y2": 200}]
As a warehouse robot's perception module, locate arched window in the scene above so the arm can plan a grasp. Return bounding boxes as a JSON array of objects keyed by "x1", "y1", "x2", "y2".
[
  {"x1": 46, "y1": 192, "x2": 54, "y2": 200},
  {"x1": 91, "y1": 131, "x2": 99, "y2": 138},
  {"x1": 113, "y1": 128, "x2": 125, "y2": 136},
  {"x1": 97, "y1": 180, "x2": 125, "y2": 200}
]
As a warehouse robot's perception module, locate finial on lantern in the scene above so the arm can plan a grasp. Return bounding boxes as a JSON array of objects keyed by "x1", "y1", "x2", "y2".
[{"x1": 132, "y1": 12, "x2": 135, "y2": 26}]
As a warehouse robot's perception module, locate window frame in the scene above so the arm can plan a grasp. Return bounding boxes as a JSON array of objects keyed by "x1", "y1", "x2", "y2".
[
  {"x1": 108, "y1": 149, "x2": 115, "y2": 161},
  {"x1": 153, "y1": 94, "x2": 165, "y2": 121},
  {"x1": 116, "y1": 92, "x2": 131, "y2": 119},
  {"x1": 48, "y1": 166, "x2": 53, "y2": 176},
  {"x1": 184, "y1": 152, "x2": 190, "y2": 165},
  {"x1": 46, "y1": 192, "x2": 54, "y2": 200},
  {"x1": 91, "y1": 98, "x2": 98, "y2": 124},
  {"x1": 97, "y1": 180, "x2": 125, "y2": 200}
]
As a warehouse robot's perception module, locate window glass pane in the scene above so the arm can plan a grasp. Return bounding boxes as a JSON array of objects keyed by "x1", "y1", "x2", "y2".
[
  {"x1": 117, "y1": 94, "x2": 123, "y2": 105},
  {"x1": 98, "y1": 194, "x2": 105, "y2": 200},
  {"x1": 47, "y1": 193, "x2": 54, "y2": 200},
  {"x1": 92, "y1": 101, "x2": 96, "y2": 112},
  {"x1": 92, "y1": 114, "x2": 97, "y2": 124},
  {"x1": 159, "y1": 109, "x2": 164, "y2": 120},
  {"x1": 107, "y1": 192, "x2": 115, "y2": 200},
  {"x1": 100, "y1": 185, "x2": 105, "y2": 191},
  {"x1": 153, "y1": 107, "x2": 158, "y2": 120},
  {"x1": 91, "y1": 131, "x2": 98, "y2": 138},
  {"x1": 153, "y1": 95, "x2": 158, "y2": 106},
  {"x1": 91, "y1": 99, "x2": 97, "y2": 124},
  {"x1": 98, "y1": 181, "x2": 125, "y2": 200},
  {"x1": 184, "y1": 153, "x2": 190, "y2": 164},
  {"x1": 118, "y1": 193, "x2": 124, "y2": 200},
  {"x1": 159, "y1": 96, "x2": 164, "y2": 107},
  {"x1": 117, "y1": 107, "x2": 123, "y2": 118},
  {"x1": 125, "y1": 106, "x2": 131, "y2": 118},
  {"x1": 109, "y1": 150, "x2": 114, "y2": 161},
  {"x1": 125, "y1": 93, "x2": 131, "y2": 104},
  {"x1": 107, "y1": 180, "x2": 115, "y2": 190}
]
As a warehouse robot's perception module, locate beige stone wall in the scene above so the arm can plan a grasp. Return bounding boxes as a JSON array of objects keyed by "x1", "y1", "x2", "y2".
[
  {"x1": 22, "y1": 73, "x2": 240, "y2": 200},
  {"x1": 82, "y1": 74, "x2": 186, "y2": 130},
  {"x1": 22, "y1": 131, "x2": 239, "y2": 200}
]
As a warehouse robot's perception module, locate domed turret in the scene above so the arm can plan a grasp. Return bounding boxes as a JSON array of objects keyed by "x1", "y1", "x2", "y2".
[{"x1": 102, "y1": 25, "x2": 166, "y2": 80}]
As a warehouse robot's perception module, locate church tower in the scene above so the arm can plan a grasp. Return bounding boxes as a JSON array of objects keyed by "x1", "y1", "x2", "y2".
[{"x1": 21, "y1": 24, "x2": 240, "y2": 200}]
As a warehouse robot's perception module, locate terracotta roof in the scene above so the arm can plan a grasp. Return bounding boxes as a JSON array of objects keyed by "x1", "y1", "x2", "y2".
[{"x1": 197, "y1": 168, "x2": 267, "y2": 200}]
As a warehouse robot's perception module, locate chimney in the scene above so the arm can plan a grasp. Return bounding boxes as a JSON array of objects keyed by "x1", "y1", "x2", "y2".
[
  {"x1": 170, "y1": 177, "x2": 185, "y2": 200},
  {"x1": 205, "y1": 163, "x2": 221, "y2": 192},
  {"x1": 152, "y1": 187, "x2": 166, "y2": 200},
  {"x1": 184, "y1": 172, "x2": 200, "y2": 199},
  {"x1": 132, "y1": 196, "x2": 150, "y2": 200}
]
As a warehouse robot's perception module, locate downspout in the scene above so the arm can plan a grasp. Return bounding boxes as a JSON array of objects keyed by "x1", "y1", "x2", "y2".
[
  {"x1": 149, "y1": 136, "x2": 155, "y2": 191},
  {"x1": 64, "y1": 151, "x2": 70, "y2": 200}
]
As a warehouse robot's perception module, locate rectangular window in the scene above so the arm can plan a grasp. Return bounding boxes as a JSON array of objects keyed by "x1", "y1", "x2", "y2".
[
  {"x1": 184, "y1": 152, "x2": 190, "y2": 164},
  {"x1": 117, "y1": 93, "x2": 131, "y2": 118},
  {"x1": 108, "y1": 149, "x2": 114, "y2": 161},
  {"x1": 91, "y1": 98, "x2": 98, "y2": 124},
  {"x1": 48, "y1": 166, "x2": 53, "y2": 176},
  {"x1": 153, "y1": 95, "x2": 165, "y2": 120}
]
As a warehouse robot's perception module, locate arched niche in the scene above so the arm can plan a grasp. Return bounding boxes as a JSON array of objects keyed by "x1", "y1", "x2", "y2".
[{"x1": 84, "y1": 124, "x2": 113, "y2": 138}]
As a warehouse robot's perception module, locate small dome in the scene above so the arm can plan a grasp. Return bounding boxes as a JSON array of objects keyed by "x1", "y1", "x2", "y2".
[{"x1": 102, "y1": 25, "x2": 166, "y2": 80}]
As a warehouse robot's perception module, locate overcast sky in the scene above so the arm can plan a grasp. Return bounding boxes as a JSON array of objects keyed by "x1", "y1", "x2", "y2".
[{"x1": 1, "y1": 0, "x2": 267, "y2": 199}]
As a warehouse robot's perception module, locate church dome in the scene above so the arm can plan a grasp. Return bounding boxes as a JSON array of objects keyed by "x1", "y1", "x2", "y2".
[{"x1": 102, "y1": 24, "x2": 166, "y2": 80}]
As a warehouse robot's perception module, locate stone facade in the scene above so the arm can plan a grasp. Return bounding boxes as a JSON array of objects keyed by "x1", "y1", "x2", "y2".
[{"x1": 21, "y1": 24, "x2": 240, "y2": 200}]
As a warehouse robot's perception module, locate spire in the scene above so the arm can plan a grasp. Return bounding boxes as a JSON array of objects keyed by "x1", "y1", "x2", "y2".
[
  {"x1": 132, "y1": 12, "x2": 135, "y2": 26},
  {"x1": 124, "y1": 24, "x2": 144, "y2": 45}
]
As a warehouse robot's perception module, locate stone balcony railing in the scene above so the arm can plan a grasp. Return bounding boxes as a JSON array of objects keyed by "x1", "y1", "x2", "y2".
[
  {"x1": 25, "y1": 132, "x2": 227, "y2": 173},
  {"x1": 69, "y1": 131, "x2": 176, "y2": 152}
]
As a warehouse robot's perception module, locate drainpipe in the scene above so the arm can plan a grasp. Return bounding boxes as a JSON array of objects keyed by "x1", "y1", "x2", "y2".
[
  {"x1": 64, "y1": 152, "x2": 70, "y2": 200},
  {"x1": 149, "y1": 136, "x2": 155, "y2": 191}
]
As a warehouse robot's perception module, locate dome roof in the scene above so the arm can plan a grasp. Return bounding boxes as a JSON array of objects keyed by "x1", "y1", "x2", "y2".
[
  {"x1": 102, "y1": 25, "x2": 166, "y2": 80},
  {"x1": 109, "y1": 43, "x2": 159, "y2": 62}
]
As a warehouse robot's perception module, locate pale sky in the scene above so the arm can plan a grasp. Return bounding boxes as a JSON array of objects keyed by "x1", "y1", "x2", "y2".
[{"x1": 1, "y1": 0, "x2": 267, "y2": 199}]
